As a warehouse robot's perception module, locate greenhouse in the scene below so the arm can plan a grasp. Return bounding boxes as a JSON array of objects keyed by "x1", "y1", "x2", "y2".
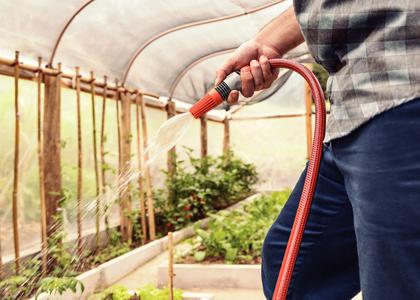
[{"x1": 0, "y1": 1, "x2": 373, "y2": 300}]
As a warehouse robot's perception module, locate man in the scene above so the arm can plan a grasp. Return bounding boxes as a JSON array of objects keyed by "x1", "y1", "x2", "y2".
[{"x1": 215, "y1": 2, "x2": 420, "y2": 299}]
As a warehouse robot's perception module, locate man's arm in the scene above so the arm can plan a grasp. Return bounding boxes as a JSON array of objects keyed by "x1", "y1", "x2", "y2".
[{"x1": 215, "y1": 6, "x2": 304, "y2": 103}]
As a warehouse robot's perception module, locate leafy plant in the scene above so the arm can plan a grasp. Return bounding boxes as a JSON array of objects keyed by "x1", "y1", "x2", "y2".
[
  {"x1": 47, "y1": 213, "x2": 74, "y2": 276},
  {"x1": 35, "y1": 277, "x2": 84, "y2": 299},
  {"x1": 0, "y1": 275, "x2": 28, "y2": 300},
  {"x1": 88, "y1": 284, "x2": 182, "y2": 300},
  {"x1": 136, "y1": 284, "x2": 182, "y2": 300},
  {"x1": 181, "y1": 191, "x2": 289, "y2": 264},
  {"x1": 0, "y1": 256, "x2": 44, "y2": 299},
  {"x1": 155, "y1": 149, "x2": 258, "y2": 231},
  {"x1": 91, "y1": 229, "x2": 131, "y2": 265},
  {"x1": 92, "y1": 243, "x2": 131, "y2": 265}
]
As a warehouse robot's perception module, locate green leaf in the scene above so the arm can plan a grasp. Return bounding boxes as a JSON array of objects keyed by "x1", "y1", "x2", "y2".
[
  {"x1": 225, "y1": 247, "x2": 238, "y2": 262},
  {"x1": 194, "y1": 251, "x2": 206, "y2": 262}
]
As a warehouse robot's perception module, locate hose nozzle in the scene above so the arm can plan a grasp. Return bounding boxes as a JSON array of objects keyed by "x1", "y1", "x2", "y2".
[{"x1": 189, "y1": 71, "x2": 241, "y2": 118}]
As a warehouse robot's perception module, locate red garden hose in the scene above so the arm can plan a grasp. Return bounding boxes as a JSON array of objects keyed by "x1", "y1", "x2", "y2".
[{"x1": 190, "y1": 59, "x2": 326, "y2": 300}]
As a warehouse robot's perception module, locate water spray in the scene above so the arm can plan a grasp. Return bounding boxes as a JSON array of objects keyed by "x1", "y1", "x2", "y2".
[{"x1": 148, "y1": 59, "x2": 326, "y2": 300}]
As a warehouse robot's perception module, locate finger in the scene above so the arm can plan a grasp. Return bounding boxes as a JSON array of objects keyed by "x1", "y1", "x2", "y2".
[
  {"x1": 240, "y1": 66, "x2": 254, "y2": 98},
  {"x1": 227, "y1": 90, "x2": 239, "y2": 105},
  {"x1": 259, "y1": 56, "x2": 274, "y2": 88},
  {"x1": 267, "y1": 68, "x2": 280, "y2": 87},
  {"x1": 215, "y1": 56, "x2": 236, "y2": 85},
  {"x1": 250, "y1": 59, "x2": 264, "y2": 91}
]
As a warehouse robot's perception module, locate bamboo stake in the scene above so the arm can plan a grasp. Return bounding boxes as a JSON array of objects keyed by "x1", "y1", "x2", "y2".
[
  {"x1": 12, "y1": 51, "x2": 21, "y2": 274},
  {"x1": 90, "y1": 71, "x2": 101, "y2": 249},
  {"x1": 100, "y1": 76, "x2": 109, "y2": 237},
  {"x1": 168, "y1": 232, "x2": 174, "y2": 300},
  {"x1": 75, "y1": 67, "x2": 83, "y2": 256},
  {"x1": 304, "y1": 64, "x2": 313, "y2": 160},
  {"x1": 166, "y1": 101, "x2": 176, "y2": 178},
  {"x1": 139, "y1": 94, "x2": 156, "y2": 240},
  {"x1": 200, "y1": 115, "x2": 208, "y2": 158},
  {"x1": 223, "y1": 117, "x2": 230, "y2": 154},
  {"x1": 115, "y1": 80, "x2": 122, "y2": 178},
  {"x1": 135, "y1": 92, "x2": 147, "y2": 244},
  {"x1": 115, "y1": 80, "x2": 125, "y2": 240},
  {"x1": 37, "y1": 57, "x2": 48, "y2": 275}
]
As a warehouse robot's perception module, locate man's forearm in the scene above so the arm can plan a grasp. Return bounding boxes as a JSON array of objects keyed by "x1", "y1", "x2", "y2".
[{"x1": 255, "y1": 6, "x2": 304, "y2": 56}]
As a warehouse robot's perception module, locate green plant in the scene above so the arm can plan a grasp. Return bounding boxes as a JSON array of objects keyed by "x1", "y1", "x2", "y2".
[
  {"x1": 89, "y1": 285, "x2": 131, "y2": 300},
  {"x1": 183, "y1": 191, "x2": 289, "y2": 264},
  {"x1": 47, "y1": 210, "x2": 74, "y2": 276},
  {"x1": 136, "y1": 284, "x2": 182, "y2": 300},
  {"x1": 89, "y1": 284, "x2": 182, "y2": 300},
  {"x1": 155, "y1": 149, "x2": 258, "y2": 231},
  {"x1": 0, "y1": 275, "x2": 28, "y2": 300},
  {"x1": 35, "y1": 277, "x2": 84, "y2": 299},
  {"x1": 0, "y1": 258, "x2": 46, "y2": 299},
  {"x1": 91, "y1": 229, "x2": 131, "y2": 265}
]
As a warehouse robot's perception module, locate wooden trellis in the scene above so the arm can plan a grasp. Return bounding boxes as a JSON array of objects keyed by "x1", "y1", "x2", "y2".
[{"x1": 0, "y1": 53, "x2": 315, "y2": 274}]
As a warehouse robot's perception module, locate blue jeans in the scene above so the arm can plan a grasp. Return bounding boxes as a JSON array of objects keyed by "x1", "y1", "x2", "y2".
[{"x1": 262, "y1": 98, "x2": 420, "y2": 300}]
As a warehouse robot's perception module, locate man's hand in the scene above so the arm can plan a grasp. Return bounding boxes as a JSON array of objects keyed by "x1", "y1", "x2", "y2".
[
  {"x1": 215, "y1": 39, "x2": 281, "y2": 104},
  {"x1": 214, "y1": 6, "x2": 305, "y2": 104}
]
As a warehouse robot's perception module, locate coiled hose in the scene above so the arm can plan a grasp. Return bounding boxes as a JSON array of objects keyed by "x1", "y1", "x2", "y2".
[{"x1": 189, "y1": 59, "x2": 327, "y2": 300}]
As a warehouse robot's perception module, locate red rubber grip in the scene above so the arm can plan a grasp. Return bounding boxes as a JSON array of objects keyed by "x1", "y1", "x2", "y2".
[{"x1": 189, "y1": 89, "x2": 224, "y2": 119}]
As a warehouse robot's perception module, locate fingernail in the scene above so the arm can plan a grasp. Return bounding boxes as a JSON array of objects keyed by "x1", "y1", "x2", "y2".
[
  {"x1": 260, "y1": 56, "x2": 268, "y2": 62},
  {"x1": 251, "y1": 60, "x2": 258, "y2": 66},
  {"x1": 241, "y1": 66, "x2": 250, "y2": 73}
]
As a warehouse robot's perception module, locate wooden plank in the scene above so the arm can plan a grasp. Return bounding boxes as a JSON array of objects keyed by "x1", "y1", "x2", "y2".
[
  {"x1": 120, "y1": 91, "x2": 133, "y2": 242},
  {"x1": 75, "y1": 67, "x2": 83, "y2": 256},
  {"x1": 200, "y1": 115, "x2": 208, "y2": 158},
  {"x1": 166, "y1": 101, "x2": 176, "y2": 178},
  {"x1": 12, "y1": 51, "x2": 20, "y2": 274},
  {"x1": 135, "y1": 93, "x2": 147, "y2": 244},
  {"x1": 43, "y1": 64, "x2": 62, "y2": 266},
  {"x1": 139, "y1": 94, "x2": 156, "y2": 240},
  {"x1": 223, "y1": 117, "x2": 230, "y2": 154}
]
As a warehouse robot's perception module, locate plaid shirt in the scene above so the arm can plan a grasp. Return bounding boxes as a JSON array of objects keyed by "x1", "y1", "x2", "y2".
[{"x1": 294, "y1": 1, "x2": 420, "y2": 141}]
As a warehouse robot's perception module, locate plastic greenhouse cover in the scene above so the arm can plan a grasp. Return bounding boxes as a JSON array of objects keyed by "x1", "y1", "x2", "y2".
[{"x1": 0, "y1": 0, "x2": 311, "y2": 112}]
